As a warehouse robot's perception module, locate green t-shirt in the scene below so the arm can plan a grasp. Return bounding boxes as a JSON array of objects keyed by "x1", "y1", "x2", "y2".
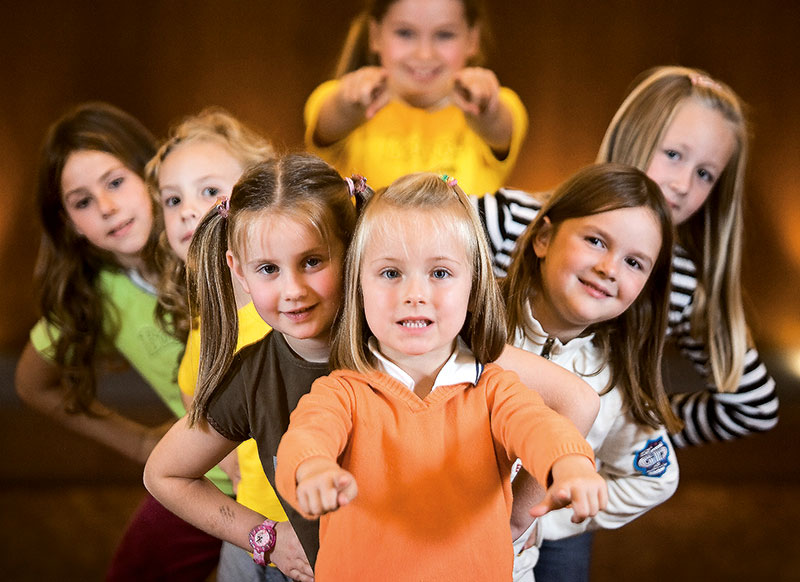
[{"x1": 30, "y1": 269, "x2": 233, "y2": 495}]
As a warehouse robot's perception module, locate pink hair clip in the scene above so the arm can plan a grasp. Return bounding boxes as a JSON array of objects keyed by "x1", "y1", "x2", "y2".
[
  {"x1": 345, "y1": 174, "x2": 367, "y2": 198},
  {"x1": 690, "y1": 74, "x2": 722, "y2": 92},
  {"x1": 215, "y1": 197, "x2": 230, "y2": 219},
  {"x1": 441, "y1": 174, "x2": 458, "y2": 187}
]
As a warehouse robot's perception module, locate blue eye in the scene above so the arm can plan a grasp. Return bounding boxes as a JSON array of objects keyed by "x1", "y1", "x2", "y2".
[
  {"x1": 432, "y1": 268, "x2": 450, "y2": 279},
  {"x1": 381, "y1": 268, "x2": 400, "y2": 279},
  {"x1": 108, "y1": 177, "x2": 124, "y2": 189},
  {"x1": 697, "y1": 168, "x2": 715, "y2": 183},
  {"x1": 305, "y1": 257, "x2": 323, "y2": 269},
  {"x1": 665, "y1": 149, "x2": 680, "y2": 160},
  {"x1": 163, "y1": 195, "x2": 181, "y2": 208},
  {"x1": 201, "y1": 186, "x2": 220, "y2": 197}
]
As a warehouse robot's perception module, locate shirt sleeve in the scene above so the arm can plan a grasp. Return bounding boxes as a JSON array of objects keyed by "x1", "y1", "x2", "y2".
[
  {"x1": 274, "y1": 373, "x2": 354, "y2": 519},
  {"x1": 494, "y1": 87, "x2": 529, "y2": 168},
  {"x1": 177, "y1": 326, "x2": 201, "y2": 397},
  {"x1": 470, "y1": 188, "x2": 541, "y2": 276},
  {"x1": 29, "y1": 318, "x2": 60, "y2": 361},
  {"x1": 304, "y1": 79, "x2": 342, "y2": 154},
  {"x1": 205, "y1": 354, "x2": 255, "y2": 443},
  {"x1": 537, "y1": 412, "x2": 679, "y2": 540},
  {"x1": 667, "y1": 249, "x2": 779, "y2": 447},
  {"x1": 484, "y1": 365, "x2": 595, "y2": 488}
]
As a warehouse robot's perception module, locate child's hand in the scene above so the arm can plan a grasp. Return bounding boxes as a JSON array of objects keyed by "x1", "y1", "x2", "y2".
[
  {"x1": 452, "y1": 67, "x2": 501, "y2": 117},
  {"x1": 338, "y1": 66, "x2": 390, "y2": 119},
  {"x1": 528, "y1": 454, "x2": 607, "y2": 523},
  {"x1": 271, "y1": 521, "x2": 315, "y2": 582},
  {"x1": 295, "y1": 457, "x2": 358, "y2": 517}
]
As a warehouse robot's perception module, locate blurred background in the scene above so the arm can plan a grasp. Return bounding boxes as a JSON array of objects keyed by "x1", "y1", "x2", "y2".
[{"x1": 1, "y1": 1, "x2": 798, "y2": 580}]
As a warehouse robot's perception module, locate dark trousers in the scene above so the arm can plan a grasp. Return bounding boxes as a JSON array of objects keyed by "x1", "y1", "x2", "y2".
[
  {"x1": 533, "y1": 532, "x2": 594, "y2": 582},
  {"x1": 105, "y1": 492, "x2": 222, "y2": 581}
]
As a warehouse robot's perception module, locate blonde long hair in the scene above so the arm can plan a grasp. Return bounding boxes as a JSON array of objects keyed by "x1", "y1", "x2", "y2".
[
  {"x1": 597, "y1": 65, "x2": 749, "y2": 394},
  {"x1": 502, "y1": 164, "x2": 681, "y2": 433},
  {"x1": 187, "y1": 154, "x2": 357, "y2": 426},
  {"x1": 144, "y1": 108, "x2": 275, "y2": 342},
  {"x1": 332, "y1": 172, "x2": 507, "y2": 372}
]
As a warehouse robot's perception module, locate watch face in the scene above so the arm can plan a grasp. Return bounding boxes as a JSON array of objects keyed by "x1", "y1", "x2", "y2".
[{"x1": 253, "y1": 525, "x2": 276, "y2": 550}]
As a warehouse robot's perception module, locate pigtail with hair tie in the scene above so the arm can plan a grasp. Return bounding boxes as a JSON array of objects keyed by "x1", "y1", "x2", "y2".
[
  {"x1": 215, "y1": 197, "x2": 230, "y2": 219},
  {"x1": 441, "y1": 174, "x2": 467, "y2": 200},
  {"x1": 346, "y1": 174, "x2": 371, "y2": 212}
]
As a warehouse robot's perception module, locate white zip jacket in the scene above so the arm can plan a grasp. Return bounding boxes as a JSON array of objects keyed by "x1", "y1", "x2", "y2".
[
  {"x1": 515, "y1": 306, "x2": 679, "y2": 540},
  {"x1": 472, "y1": 188, "x2": 779, "y2": 448}
]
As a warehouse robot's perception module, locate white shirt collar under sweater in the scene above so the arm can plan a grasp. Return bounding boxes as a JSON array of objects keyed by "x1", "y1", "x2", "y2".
[{"x1": 367, "y1": 336, "x2": 481, "y2": 393}]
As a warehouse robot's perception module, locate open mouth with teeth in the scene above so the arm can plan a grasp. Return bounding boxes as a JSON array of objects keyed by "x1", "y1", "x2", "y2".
[
  {"x1": 399, "y1": 319, "x2": 432, "y2": 328},
  {"x1": 283, "y1": 305, "x2": 315, "y2": 320}
]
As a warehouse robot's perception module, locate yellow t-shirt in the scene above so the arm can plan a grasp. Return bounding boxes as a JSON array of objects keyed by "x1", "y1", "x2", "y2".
[
  {"x1": 304, "y1": 79, "x2": 528, "y2": 195},
  {"x1": 179, "y1": 302, "x2": 286, "y2": 521}
]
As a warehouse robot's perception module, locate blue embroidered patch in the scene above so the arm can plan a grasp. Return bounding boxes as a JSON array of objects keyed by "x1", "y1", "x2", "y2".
[{"x1": 633, "y1": 437, "x2": 671, "y2": 477}]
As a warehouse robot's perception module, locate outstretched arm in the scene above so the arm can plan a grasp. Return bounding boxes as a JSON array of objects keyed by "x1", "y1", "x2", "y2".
[
  {"x1": 294, "y1": 457, "x2": 358, "y2": 518},
  {"x1": 529, "y1": 454, "x2": 607, "y2": 523},
  {"x1": 144, "y1": 415, "x2": 314, "y2": 581},
  {"x1": 496, "y1": 344, "x2": 599, "y2": 436},
  {"x1": 311, "y1": 67, "x2": 390, "y2": 147},
  {"x1": 15, "y1": 341, "x2": 172, "y2": 464},
  {"x1": 453, "y1": 67, "x2": 515, "y2": 156}
]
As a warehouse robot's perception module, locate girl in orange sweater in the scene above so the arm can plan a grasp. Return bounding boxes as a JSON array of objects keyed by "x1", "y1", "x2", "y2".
[{"x1": 275, "y1": 173, "x2": 607, "y2": 581}]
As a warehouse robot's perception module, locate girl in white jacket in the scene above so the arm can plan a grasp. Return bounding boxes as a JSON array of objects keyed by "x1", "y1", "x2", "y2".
[{"x1": 502, "y1": 163, "x2": 682, "y2": 581}]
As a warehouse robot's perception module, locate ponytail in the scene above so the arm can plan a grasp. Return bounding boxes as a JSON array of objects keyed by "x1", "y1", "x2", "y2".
[{"x1": 186, "y1": 203, "x2": 239, "y2": 426}]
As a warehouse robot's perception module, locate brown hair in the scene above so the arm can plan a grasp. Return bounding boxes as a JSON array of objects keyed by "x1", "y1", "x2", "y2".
[
  {"x1": 187, "y1": 153, "x2": 357, "y2": 425},
  {"x1": 502, "y1": 163, "x2": 681, "y2": 433},
  {"x1": 34, "y1": 101, "x2": 158, "y2": 413},
  {"x1": 332, "y1": 172, "x2": 506, "y2": 372}
]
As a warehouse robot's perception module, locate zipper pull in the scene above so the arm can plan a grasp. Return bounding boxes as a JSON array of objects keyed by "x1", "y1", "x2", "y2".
[{"x1": 540, "y1": 337, "x2": 555, "y2": 360}]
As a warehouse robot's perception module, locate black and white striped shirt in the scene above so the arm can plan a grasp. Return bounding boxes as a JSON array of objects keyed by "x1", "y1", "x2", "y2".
[{"x1": 472, "y1": 188, "x2": 779, "y2": 448}]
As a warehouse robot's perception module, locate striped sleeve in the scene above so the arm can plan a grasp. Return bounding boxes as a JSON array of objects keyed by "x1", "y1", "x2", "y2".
[
  {"x1": 666, "y1": 247, "x2": 779, "y2": 448},
  {"x1": 471, "y1": 188, "x2": 541, "y2": 276}
]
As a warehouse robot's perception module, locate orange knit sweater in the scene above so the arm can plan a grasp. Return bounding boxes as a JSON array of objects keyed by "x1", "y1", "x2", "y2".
[{"x1": 276, "y1": 363, "x2": 594, "y2": 581}]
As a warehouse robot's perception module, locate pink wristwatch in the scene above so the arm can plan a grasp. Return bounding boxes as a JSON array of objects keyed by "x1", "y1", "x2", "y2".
[{"x1": 248, "y1": 519, "x2": 277, "y2": 566}]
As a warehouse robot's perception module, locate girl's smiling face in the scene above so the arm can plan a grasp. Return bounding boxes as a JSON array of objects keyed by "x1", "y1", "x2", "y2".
[
  {"x1": 60, "y1": 149, "x2": 153, "y2": 269},
  {"x1": 532, "y1": 206, "x2": 662, "y2": 342},
  {"x1": 646, "y1": 98, "x2": 737, "y2": 226},
  {"x1": 227, "y1": 214, "x2": 344, "y2": 361},
  {"x1": 158, "y1": 139, "x2": 245, "y2": 261},
  {"x1": 369, "y1": 0, "x2": 478, "y2": 109}
]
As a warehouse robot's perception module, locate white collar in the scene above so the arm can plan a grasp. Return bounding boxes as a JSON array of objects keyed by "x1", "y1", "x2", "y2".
[
  {"x1": 126, "y1": 269, "x2": 157, "y2": 295},
  {"x1": 367, "y1": 336, "x2": 482, "y2": 393},
  {"x1": 516, "y1": 301, "x2": 595, "y2": 358}
]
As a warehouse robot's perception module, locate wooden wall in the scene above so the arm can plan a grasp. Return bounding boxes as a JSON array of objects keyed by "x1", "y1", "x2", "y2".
[{"x1": 2, "y1": 1, "x2": 798, "y2": 352}]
